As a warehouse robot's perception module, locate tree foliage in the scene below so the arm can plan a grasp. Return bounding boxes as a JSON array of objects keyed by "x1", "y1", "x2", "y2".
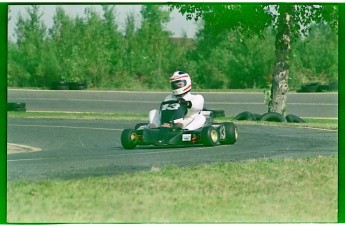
[
  {"x1": 171, "y1": 3, "x2": 337, "y2": 114},
  {"x1": 8, "y1": 4, "x2": 338, "y2": 96},
  {"x1": 11, "y1": 5, "x2": 47, "y2": 87}
]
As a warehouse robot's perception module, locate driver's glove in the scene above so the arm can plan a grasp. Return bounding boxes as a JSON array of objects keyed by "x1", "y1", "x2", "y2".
[
  {"x1": 178, "y1": 98, "x2": 192, "y2": 109},
  {"x1": 172, "y1": 122, "x2": 183, "y2": 130}
]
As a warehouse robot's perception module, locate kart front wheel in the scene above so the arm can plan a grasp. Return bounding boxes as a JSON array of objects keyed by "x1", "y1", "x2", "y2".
[
  {"x1": 202, "y1": 126, "x2": 219, "y2": 146},
  {"x1": 121, "y1": 129, "x2": 138, "y2": 149},
  {"x1": 219, "y1": 122, "x2": 238, "y2": 145}
]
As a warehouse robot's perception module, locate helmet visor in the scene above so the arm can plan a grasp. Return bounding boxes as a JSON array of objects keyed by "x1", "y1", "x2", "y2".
[{"x1": 171, "y1": 80, "x2": 187, "y2": 90}]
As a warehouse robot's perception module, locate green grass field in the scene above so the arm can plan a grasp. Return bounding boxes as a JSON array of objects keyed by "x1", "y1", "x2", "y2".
[
  {"x1": 7, "y1": 112, "x2": 338, "y2": 223},
  {"x1": 7, "y1": 156, "x2": 337, "y2": 223}
]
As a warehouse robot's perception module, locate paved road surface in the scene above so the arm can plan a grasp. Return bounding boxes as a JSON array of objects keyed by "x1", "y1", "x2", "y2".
[
  {"x1": 8, "y1": 89, "x2": 338, "y2": 118},
  {"x1": 7, "y1": 118, "x2": 338, "y2": 181}
]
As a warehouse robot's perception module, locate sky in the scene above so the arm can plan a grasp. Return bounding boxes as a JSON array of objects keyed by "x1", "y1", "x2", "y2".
[{"x1": 7, "y1": 4, "x2": 201, "y2": 40}]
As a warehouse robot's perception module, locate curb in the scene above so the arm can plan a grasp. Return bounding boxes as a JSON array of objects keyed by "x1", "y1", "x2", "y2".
[{"x1": 7, "y1": 143, "x2": 41, "y2": 154}]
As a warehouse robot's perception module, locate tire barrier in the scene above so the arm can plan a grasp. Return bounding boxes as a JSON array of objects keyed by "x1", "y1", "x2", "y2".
[
  {"x1": 69, "y1": 81, "x2": 88, "y2": 90},
  {"x1": 51, "y1": 81, "x2": 88, "y2": 90},
  {"x1": 7, "y1": 102, "x2": 26, "y2": 112},
  {"x1": 252, "y1": 113, "x2": 262, "y2": 121},
  {"x1": 285, "y1": 114, "x2": 306, "y2": 123},
  {"x1": 260, "y1": 112, "x2": 287, "y2": 122},
  {"x1": 234, "y1": 111, "x2": 256, "y2": 121},
  {"x1": 234, "y1": 111, "x2": 306, "y2": 123},
  {"x1": 297, "y1": 81, "x2": 338, "y2": 93},
  {"x1": 298, "y1": 82, "x2": 320, "y2": 93},
  {"x1": 203, "y1": 108, "x2": 225, "y2": 118},
  {"x1": 51, "y1": 81, "x2": 70, "y2": 90},
  {"x1": 211, "y1": 109, "x2": 225, "y2": 117}
]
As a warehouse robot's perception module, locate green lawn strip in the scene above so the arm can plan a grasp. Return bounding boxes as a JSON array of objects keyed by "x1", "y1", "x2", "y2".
[
  {"x1": 8, "y1": 111, "x2": 338, "y2": 130},
  {"x1": 230, "y1": 118, "x2": 338, "y2": 131},
  {"x1": 8, "y1": 111, "x2": 147, "y2": 121},
  {"x1": 7, "y1": 155, "x2": 337, "y2": 223}
]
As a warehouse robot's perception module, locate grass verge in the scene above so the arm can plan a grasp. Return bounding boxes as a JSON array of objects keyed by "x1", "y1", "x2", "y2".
[
  {"x1": 7, "y1": 155, "x2": 337, "y2": 223},
  {"x1": 8, "y1": 111, "x2": 338, "y2": 130},
  {"x1": 8, "y1": 111, "x2": 147, "y2": 121}
]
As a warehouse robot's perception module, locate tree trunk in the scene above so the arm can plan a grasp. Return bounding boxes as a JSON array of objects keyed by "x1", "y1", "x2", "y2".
[{"x1": 269, "y1": 5, "x2": 293, "y2": 116}]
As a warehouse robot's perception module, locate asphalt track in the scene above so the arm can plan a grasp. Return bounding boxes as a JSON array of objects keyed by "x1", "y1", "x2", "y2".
[
  {"x1": 7, "y1": 90, "x2": 338, "y2": 181},
  {"x1": 8, "y1": 89, "x2": 338, "y2": 118},
  {"x1": 7, "y1": 118, "x2": 337, "y2": 181}
]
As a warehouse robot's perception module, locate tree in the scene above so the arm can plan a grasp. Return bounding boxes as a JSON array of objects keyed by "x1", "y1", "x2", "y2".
[
  {"x1": 189, "y1": 27, "x2": 275, "y2": 89},
  {"x1": 49, "y1": 7, "x2": 75, "y2": 83},
  {"x1": 123, "y1": 12, "x2": 138, "y2": 77},
  {"x1": 14, "y1": 5, "x2": 47, "y2": 87},
  {"x1": 171, "y1": 3, "x2": 338, "y2": 115},
  {"x1": 135, "y1": 5, "x2": 173, "y2": 88},
  {"x1": 82, "y1": 6, "x2": 115, "y2": 86},
  {"x1": 49, "y1": 6, "x2": 124, "y2": 87},
  {"x1": 7, "y1": 41, "x2": 30, "y2": 87},
  {"x1": 290, "y1": 23, "x2": 338, "y2": 87}
]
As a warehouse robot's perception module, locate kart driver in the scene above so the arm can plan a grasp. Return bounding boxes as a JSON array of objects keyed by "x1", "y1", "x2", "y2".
[{"x1": 148, "y1": 71, "x2": 206, "y2": 130}]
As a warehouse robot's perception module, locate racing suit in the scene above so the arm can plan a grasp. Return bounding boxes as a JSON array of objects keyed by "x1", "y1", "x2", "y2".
[{"x1": 149, "y1": 92, "x2": 206, "y2": 130}]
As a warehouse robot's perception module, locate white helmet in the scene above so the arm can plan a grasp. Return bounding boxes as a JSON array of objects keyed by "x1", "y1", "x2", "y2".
[{"x1": 170, "y1": 71, "x2": 192, "y2": 96}]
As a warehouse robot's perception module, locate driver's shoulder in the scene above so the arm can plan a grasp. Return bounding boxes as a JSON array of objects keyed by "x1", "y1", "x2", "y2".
[
  {"x1": 164, "y1": 94, "x2": 176, "y2": 101},
  {"x1": 188, "y1": 93, "x2": 204, "y2": 102}
]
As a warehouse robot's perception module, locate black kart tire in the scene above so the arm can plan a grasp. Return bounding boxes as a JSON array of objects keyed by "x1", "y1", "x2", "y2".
[
  {"x1": 328, "y1": 82, "x2": 338, "y2": 91},
  {"x1": 121, "y1": 129, "x2": 138, "y2": 149},
  {"x1": 285, "y1": 114, "x2": 306, "y2": 123},
  {"x1": 234, "y1": 111, "x2": 254, "y2": 121},
  {"x1": 71, "y1": 85, "x2": 86, "y2": 90},
  {"x1": 7, "y1": 102, "x2": 26, "y2": 112},
  {"x1": 299, "y1": 82, "x2": 320, "y2": 93},
  {"x1": 211, "y1": 110, "x2": 225, "y2": 117},
  {"x1": 51, "y1": 81, "x2": 69, "y2": 90},
  {"x1": 202, "y1": 126, "x2": 219, "y2": 147},
  {"x1": 69, "y1": 82, "x2": 87, "y2": 90},
  {"x1": 252, "y1": 113, "x2": 262, "y2": 121},
  {"x1": 260, "y1": 112, "x2": 287, "y2": 122},
  {"x1": 203, "y1": 108, "x2": 225, "y2": 117},
  {"x1": 316, "y1": 84, "x2": 330, "y2": 92},
  {"x1": 8, "y1": 102, "x2": 26, "y2": 109},
  {"x1": 9, "y1": 107, "x2": 26, "y2": 112},
  {"x1": 219, "y1": 122, "x2": 238, "y2": 145}
]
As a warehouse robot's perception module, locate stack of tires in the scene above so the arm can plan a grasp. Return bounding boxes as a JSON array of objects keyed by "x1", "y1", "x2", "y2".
[
  {"x1": 8, "y1": 102, "x2": 26, "y2": 112},
  {"x1": 210, "y1": 109, "x2": 225, "y2": 117},
  {"x1": 297, "y1": 82, "x2": 338, "y2": 93},
  {"x1": 51, "y1": 81, "x2": 87, "y2": 90},
  {"x1": 203, "y1": 108, "x2": 225, "y2": 118},
  {"x1": 234, "y1": 111, "x2": 306, "y2": 123},
  {"x1": 69, "y1": 81, "x2": 88, "y2": 90},
  {"x1": 51, "y1": 81, "x2": 70, "y2": 90}
]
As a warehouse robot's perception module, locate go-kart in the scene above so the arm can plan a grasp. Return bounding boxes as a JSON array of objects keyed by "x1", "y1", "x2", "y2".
[{"x1": 121, "y1": 100, "x2": 238, "y2": 149}]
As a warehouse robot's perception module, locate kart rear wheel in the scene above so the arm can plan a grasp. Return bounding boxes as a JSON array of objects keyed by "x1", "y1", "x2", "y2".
[
  {"x1": 202, "y1": 126, "x2": 219, "y2": 146},
  {"x1": 121, "y1": 129, "x2": 138, "y2": 149},
  {"x1": 219, "y1": 122, "x2": 238, "y2": 145}
]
